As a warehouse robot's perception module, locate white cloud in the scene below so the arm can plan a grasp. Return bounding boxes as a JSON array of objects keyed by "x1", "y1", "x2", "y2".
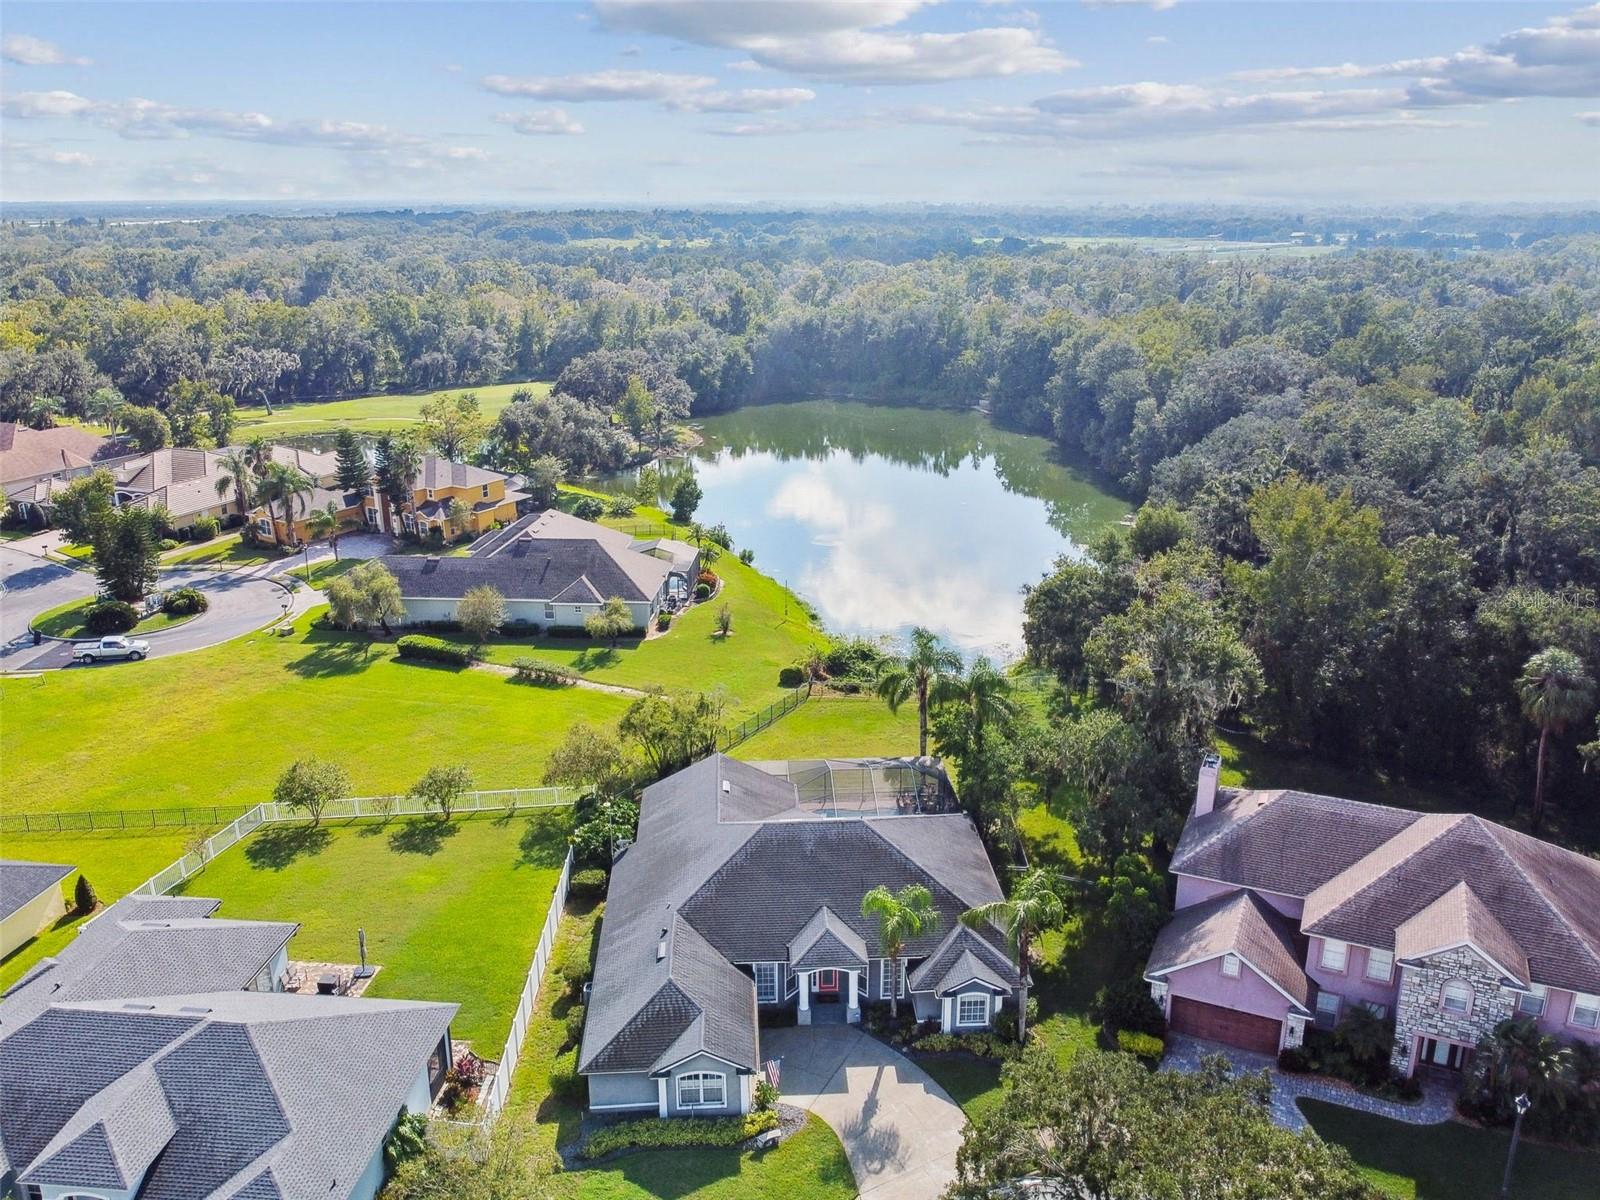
[
  {"x1": 1082, "y1": 0, "x2": 1178, "y2": 9},
  {"x1": 666, "y1": 87, "x2": 816, "y2": 113},
  {"x1": 1579, "y1": 109, "x2": 1600, "y2": 124},
  {"x1": 726, "y1": 58, "x2": 763, "y2": 72},
  {"x1": 2, "y1": 34, "x2": 91, "y2": 67},
  {"x1": 1147, "y1": 36, "x2": 1170, "y2": 46},
  {"x1": 481, "y1": 69, "x2": 715, "y2": 101},
  {"x1": 0, "y1": 139, "x2": 95, "y2": 169},
  {"x1": 592, "y1": 0, "x2": 1071, "y2": 84},
  {"x1": 495, "y1": 108, "x2": 586, "y2": 135}
]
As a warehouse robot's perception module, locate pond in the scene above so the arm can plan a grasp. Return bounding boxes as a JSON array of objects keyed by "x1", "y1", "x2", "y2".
[{"x1": 605, "y1": 401, "x2": 1130, "y2": 659}]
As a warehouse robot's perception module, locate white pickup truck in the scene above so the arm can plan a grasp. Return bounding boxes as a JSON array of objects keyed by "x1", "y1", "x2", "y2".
[{"x1": 75, "y1": 635, "x2": 151, "y2": 663}]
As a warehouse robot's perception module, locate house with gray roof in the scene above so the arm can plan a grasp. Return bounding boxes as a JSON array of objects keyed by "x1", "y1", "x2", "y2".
[
  {"x1": 0, "y1": 897, "x2": 455, "y2": 1200},
  {"x1": 1144, "y1": 755, "x2": 1600, "y2": 1079},
  {"x1": 0, "y1": 861, "x2": 75, "y2": 960},
  {"x1": 384, "y1": 509, "x2": 697, "y2": 634},
  {"x1": 578, "y1": 755, "x2": 1021, "y2": 1118}
]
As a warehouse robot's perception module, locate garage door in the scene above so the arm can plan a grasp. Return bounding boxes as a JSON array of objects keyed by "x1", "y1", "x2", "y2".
[{"x1": 1168, "y1": 997, "x2": 1282, "y2": 1054}]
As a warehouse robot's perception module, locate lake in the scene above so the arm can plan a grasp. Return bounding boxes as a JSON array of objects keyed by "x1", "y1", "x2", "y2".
[{"x1": 607, "y1": 401, "x2": 1129, "y2": 659}]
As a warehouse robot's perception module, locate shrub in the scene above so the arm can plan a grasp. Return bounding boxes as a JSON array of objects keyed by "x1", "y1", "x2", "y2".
[
  {"x1": 549, "y1": 1048, "x2": 584, "y2": 1103},
  {"x1": 511, "y1": 656, "x2": 575, "y2": 686},
  {"x1": 656, "y1": 612, "x2": 671, "y2": 632},
  {"x1": 694, "y1": 582, "x2": 711, "y2": 601},
  {"x1": 395, "y1": 635, "x2": 471, "y2": 667},
  {"x1": 697, "y1": 569, "x2": 719, "y2": 589},
  {"x1": 73, "y1": 874, "x2": 97, "y2": 913},
  {"x1": 911, "y1": 1030, "x2": 1019, "y2": 1061},
  {"x1": 777, "y1": 665, "x2": 804, "y2": 687},
  {"x1": 1117, "y1": 1029, "x2": 1166, "y2": 1063},
  {"x1": 754, "y1": 1078, "x2": 779, "y2": 1112},
  {"x1": 84, "y1": 599, "x2": 139, "y2": 634},
  {"x1": 565, "y1": 1004, "x2": 587, "y2": 1045},
  {"x1": 1093, "y1": 977, "x2": 1166, "y2": 1036},
  {"x1": 573, "y1": 496, "x2": 605, "y2": 521},
  {"x1": 546, "y1": 625, "x2": 592, "y2": 638},
  {"x1": 606, "y1": 495, "x2": 637, "y2": 517},
  {"x1": 158, "y1": 538, "x2": 180, "y2": 551},
  {"x1": 581, "y1": 1111, "x2": 778, "y2": 1160},
  {"x1": 161, "y1": 587, "x2": 208, "y2": 616},
  {"x1": 570, "y1": 867, "x2": 608, "y2": 897},
  {"x1": 1278, "y1": 1045, "x2": 1314, "y2": 1073},
  {"x1": 190, "y1": 516, "x2": 220, "y2": 542},
  {"x1": 738, "y1": 547, "x2": 755, "y2": 565}
]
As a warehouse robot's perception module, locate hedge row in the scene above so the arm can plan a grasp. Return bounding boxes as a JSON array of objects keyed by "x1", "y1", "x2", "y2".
[
  {"x1": 395, "y1": 635, "x2": 472, "y2": 667},
  {"x1": 511, "y1": 657, "x2": 576, "y2": 686},
  {"x1": 581, "y1": 1110, "x2": 778, "y2": 1160},
  {"x1": 911, "y1": 1030, "x2": 1020, "y2": 1061}
]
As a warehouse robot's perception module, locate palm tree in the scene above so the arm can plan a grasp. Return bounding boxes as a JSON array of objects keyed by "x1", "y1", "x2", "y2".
[
  {"x1": 875, "y1": 626, "x2": 963, "y2": 758},
  {"x1": 306, "y1": 502, "x2": 343, "y2": 560},
  {"x1": 1516, "y1": 648, "x2": 1596, "y2": 828},
  {"x1": 243, "y1": 435, "x2": 274, "y2": 475},
  {"x1": 381, "y1": 436, "x2": 423, "y2": 533},
  {"x1": 212, "y1": 447, "x2": 258, "y2": 523},
  {"x1": 257, "y1": 463, "x2": 315, "y2": 548},
  {"x1": 861, "y1": 884, "x2": 939, "y2": 1020},
  {"x1": 959, "y1": 868, "x2": 1067, "y2": 1043},
  {"x1": 1473, "y1": 1018, "x2": 1573, "y2": 1113},
  {"x1": 1333, "y1": 1004, "x2": 1392, "y2": 1068}
]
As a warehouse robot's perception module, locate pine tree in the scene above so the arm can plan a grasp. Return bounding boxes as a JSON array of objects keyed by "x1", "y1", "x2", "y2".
[{"x1": 335, "y1": 428, "x2": 370, "y2": 492}]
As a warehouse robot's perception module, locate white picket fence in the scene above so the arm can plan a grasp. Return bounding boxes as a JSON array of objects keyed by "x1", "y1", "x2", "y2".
[
  {"x1": 477, "y1": 846, "x2": 573, "y2": 1118},
  {"x1": 126, "y1": 786, "x2": 575, "y2": 898}
]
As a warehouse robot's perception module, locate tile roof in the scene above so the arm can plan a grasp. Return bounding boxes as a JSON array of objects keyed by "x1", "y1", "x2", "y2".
[
  {"x1": 0, "y1": 859, "x2": 74, "y2": 921},
  {"x1": 789, "y1": 907, "x2": 869, "y2": 972},
  {"x1": 1146, "y1": 889, "x2": 1313, "y2": 1011},
  {"x1": 1394, "y1": 882, "x2": 1530, "y2": 985}
]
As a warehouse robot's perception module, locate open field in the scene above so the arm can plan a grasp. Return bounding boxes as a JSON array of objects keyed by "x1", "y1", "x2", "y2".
[
  {"x1": 733, "y1": 695, "x2": 920, "y2": 759},
  {"x1": 0, "y1": 610, "x2": 632, "y2": 816},
  {"x1": 234, "y1": 380, "x2": 550, "y2": 438},
  {"x1": 175, "y1": 810, "x2": 569, "y2": 1049},
  {"x1": 1301, "y1": 1100, "x2": 1595, "y2": 1199}
]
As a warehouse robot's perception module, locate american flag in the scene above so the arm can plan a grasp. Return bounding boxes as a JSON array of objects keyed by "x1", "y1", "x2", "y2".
[{"x1": 764, "y1": 1058, "x2": 781, "y2": 1088}]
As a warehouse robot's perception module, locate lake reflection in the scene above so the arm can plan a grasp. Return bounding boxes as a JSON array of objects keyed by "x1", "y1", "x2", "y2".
[{"x1": 652, "y1": 402, "x2": 1129, "y2": 658}]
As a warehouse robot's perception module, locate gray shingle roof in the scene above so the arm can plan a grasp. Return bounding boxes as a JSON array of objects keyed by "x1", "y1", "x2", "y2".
[
  {"x1": 0, "y1": 860, "x2": 74, "y2": 921},
  {"x1": 908, "y1": 926, "x2": 1017, "y2": 996},
  {"x1": 580, "y1": 755, "x2": 1016, "y2": 1078},
  {"x1": 1146, "y1": 889, "x2": 1313, "y2": 1011},
  {"x1": 1394, "y1": 882, "x2": 1530, "y2": 986},
  {"x1": 382, "y1": 530, "x2": 668, "y2": 605},
  {"x1": 417, "y1": 455, "x2": 506, "y2": 491},
  {"x1": 789, "y1": 908, "x2": 868, "y2": 971}
]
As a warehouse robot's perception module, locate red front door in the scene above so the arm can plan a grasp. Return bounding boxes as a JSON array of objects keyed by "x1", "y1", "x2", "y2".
[{"x1": 814, "y1": 970, "x2": 839, "y2": 995}]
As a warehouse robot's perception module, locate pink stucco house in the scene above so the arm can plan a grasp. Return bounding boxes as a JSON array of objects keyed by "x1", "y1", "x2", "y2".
[{"x1": 1144, "y1": 754, "x2": 1600, "y2": 1080}]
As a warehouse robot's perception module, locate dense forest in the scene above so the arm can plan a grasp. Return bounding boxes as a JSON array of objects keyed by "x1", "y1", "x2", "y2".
[{"x1": 3, "y1": 209, "x2": 1597, "y2": 835}]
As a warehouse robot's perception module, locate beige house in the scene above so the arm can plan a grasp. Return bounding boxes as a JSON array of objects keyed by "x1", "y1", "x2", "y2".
[{"x1": 0, "y1": 859, "x2": 74, "y2": 958}]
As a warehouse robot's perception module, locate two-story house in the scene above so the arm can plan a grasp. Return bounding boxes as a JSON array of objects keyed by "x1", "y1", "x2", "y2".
[
  {"x1": 365, "y1": 455, "x2": 525, "y2": 539},
  {"x1": 1144, "y1": 755, "x2": 1600, "y2": 1079}
]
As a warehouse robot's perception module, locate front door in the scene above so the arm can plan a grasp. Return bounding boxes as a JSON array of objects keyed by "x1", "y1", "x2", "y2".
[
  {"x1": 814, "y1": 969, "x2": 840, "y2": 998},
  {"x1": 1420, "y1": 1037, "x2": 1467, "y2": 1070}
]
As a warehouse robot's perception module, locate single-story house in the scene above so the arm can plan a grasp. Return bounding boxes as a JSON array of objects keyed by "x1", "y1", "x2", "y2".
[
  {"x1": 382, "y1": 510, "x2": 694, "y2": 632},
  {"x1": 1144, "y1": 755, "x2": 1600, "y2": 1077},
  {"x1": 0, "y1": 860, "x2": 74, "y2": 959},
  {"x1": 1, "y1": 424, "x2": 135, "y2": 523},
  {"x1": 0, "y1": 895, "x2": 456, "y2": 1200},
  {"x1": 578, "y1": 755, "x2": 1021, "y2": 1118}
]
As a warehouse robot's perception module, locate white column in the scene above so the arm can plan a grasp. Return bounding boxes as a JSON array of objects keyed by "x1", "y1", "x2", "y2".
[
  {"x1": 797, "y1": 971, "x2": 811, "y2": 1025},
  {"x1": 656, "y1": 1075, "x2": 668, "y2": 1118},
  {"x1": 739, "y1": 1074, "x2": 753, "y2": 1115},
  {"x1": 941, "y1": 996, "x2": 953, "y2": 1033},
  {"x1": 847, "y1": 969, "x2": 860, "y2": 1023}
]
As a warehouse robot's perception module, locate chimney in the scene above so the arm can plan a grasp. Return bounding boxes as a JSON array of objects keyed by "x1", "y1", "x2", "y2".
[{"x1": 1195, "y1": 752, "x2": 1222, "y2": 817}]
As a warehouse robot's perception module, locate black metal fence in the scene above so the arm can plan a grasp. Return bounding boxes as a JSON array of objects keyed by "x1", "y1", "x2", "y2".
[
  {"x1": 718, "y1": 686, "x2": 810, "y2": 752},
  {"x1": 0, "y1": 805, "x2": 256, "y2": 835}
]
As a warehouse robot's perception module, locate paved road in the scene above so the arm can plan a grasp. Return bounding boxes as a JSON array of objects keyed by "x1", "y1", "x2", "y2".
[
  {"x1": 0, "y1": 547, "x2": 298, "y2": 671},
  {"x1": 763, "y1": 1023, "x2": 966, "y2": 1199}
]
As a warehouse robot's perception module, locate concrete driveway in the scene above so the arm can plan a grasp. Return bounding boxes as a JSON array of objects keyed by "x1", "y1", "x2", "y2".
[
  {"x1": 762, "y1": 1024, "x2": 966, "y2": 1199},
  {"x1": 0, "y1": 546, "x2": 300, "y2": 671}
]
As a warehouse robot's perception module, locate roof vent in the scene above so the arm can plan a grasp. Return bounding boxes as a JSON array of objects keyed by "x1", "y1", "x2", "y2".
[
  {"x1": 721, "y1": 780, "x2": 731, "y2": 794},
  {"x1": 656, "y1": 927, "x2": 669, "y2": 962},
  {"x1": 121, "y1": 1003, "x2": 156, "y2": 1011},
  {"x1": 178, "y1": 1006, "x2": 212, "y2": 1014}
]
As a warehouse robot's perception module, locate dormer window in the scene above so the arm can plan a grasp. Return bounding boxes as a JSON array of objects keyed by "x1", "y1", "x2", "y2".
[
  {"x1": 1441, "y1": 980, "x2": 1473, "y2": 1016},
  {"x1": 1319, "y1": 939, "x2": 1348, "y2": 973}
]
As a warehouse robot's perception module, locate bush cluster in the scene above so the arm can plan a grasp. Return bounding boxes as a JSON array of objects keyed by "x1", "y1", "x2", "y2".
[
  {"x1": 655, "y1": 611, "x2": 671, "y2": 632},
  {"x1": 395, "y1": 635, "x2": 471, "y2": 666},
  {"x1": 911, "y1": 1030, "x2": 1020, "y2": 1061},
  {"x1": 1093, "y1": 977, "x2": 1167, "y2": 1037},
  {"x1": 511, "y1": 657, "x2": 575, "y2": 686},
  {"x1": 161, "y1": 587, "x2": 208, "y2": 616},
  {"x1": 548, "y1": 1048, "x2": 584, "y2": 1103},
  {"x1": 565, "y1": 1004, "x2": 587, "y2": 1046},
  {"x1": 85, "y1": 599, "x2": 139, "y2": 634},
  {"x1": 580, "y1": 1111, "x2": 778, "y2": 1160},
  {"x1": 693, "y1": 582, "x2": 711, "y2": 601},
  {"x1": 777, "y1": 665, "x2": 805, "y2": 688},
  {"x1": 819, "y1": 636, "x2": 889, "y2": 693},
  {"x1": 545, "y1": 625, "x2": 592, "y2": 639},
  {"x1": 570, "y1": 867, "x2": 608, "y2": 897},
  {"x1": 188, "y1": 516, "x2": 221, "y2": 542},
  {"x1": 1116, "y1": 1029, "x2": 1166, "y2": 1063},
  {"x1": 572, "y1": 496, "x2": 605, "y2": 521},
  {"x1": 1278, "y1": 1024, "x2": 1420, "y2": 1103}
]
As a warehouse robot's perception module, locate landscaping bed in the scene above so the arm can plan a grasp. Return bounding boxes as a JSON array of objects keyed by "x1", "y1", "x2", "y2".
[{"x1": 31, "y1": 595, "x2": 199, "y2": 639}]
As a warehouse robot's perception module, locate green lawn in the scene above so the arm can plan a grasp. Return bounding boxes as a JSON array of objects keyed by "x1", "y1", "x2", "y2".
[
  {"x1": 732, "y1": 695, "x2": 920, "y2": 759},
  {"x1": 504, "y1": 897, "x2": 856, "y2": 1200},
  {"x1": 0, "y1": 611, "x2": 632, "y2": 815},
  {"x1": 31, "y1": 595, "x2": 197, "y2": 639},
  {"x1": 1300, "y1": 1100, "x2": 1597, "y2": 1200},
  {"x1": 176, "y1": 811, "x2": 569, "y2": 1049},
  {"x1": 234, "y1": 381, "x2": 549, "y2": 438},
  {"x1": 163, "y1": 532, "x2": 277, "y2": 567}
]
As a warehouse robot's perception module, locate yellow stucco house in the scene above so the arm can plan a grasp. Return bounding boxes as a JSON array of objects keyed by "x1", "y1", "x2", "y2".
[{"x1": 367, "y1": 456, "x2": 527, "y2": 540}]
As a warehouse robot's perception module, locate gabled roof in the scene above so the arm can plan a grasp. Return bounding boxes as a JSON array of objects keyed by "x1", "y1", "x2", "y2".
[
  {"x1": 789, "y1": 907, "x2": 868, "y2": 972},
  {"x1": 0, "y1": 859, "x2": 74, "y2": 921},
  {"x1": 1146, "y1": 890, "x2": 1313, "y2": 1012},
  {"x1": 0, "y1": 424, "x2": 126, "y2": 486},
  {"x1": 381, "y1": 526, "x2": 669, "y2": 605},
  {"x1": 908, "y1": 926, "x2": 1017, "y2": 996},
  {"x1": 1394, "y1": 882, "x2": 1530, "y2": 986},
  {"x1": 416, "y1": 455, "x2": 506, "y2": 492}
]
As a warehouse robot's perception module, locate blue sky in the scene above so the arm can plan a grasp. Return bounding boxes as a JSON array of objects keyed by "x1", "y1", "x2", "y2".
[{"x1": 3, "y1": 1, "x2": 1597, "y2": 205}]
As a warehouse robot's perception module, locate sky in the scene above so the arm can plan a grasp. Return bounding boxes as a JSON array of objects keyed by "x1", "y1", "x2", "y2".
[{"x1": 2, "y1": 1, "x2": 1598, "y2": 206}]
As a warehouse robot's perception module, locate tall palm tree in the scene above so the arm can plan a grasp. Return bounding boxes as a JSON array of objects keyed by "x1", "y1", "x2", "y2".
[
  {"x1": 960, "y1": 868, "x2": 1067, "y2": 1043},
  {"x1": 243, "y1": 435, "x2": 274, "y2": 475},
  {"x1": 1473, "y1": 1018, "x2": 1573, "y2": 1113},
  {"x1": 306, "y1": 502, "x2": 343, "y2": 560},
  {"x1": 257, "y1": 463, "x2": 315, "y2": 548},
  {"x1": 875, "y1": 626, "x2": 963, "y2": 758},
  {"x1": 861, "y1": 884, "x2": 939, "y2": 1020},
  {"x1": 381, "y1": 435, "x2": 423, "y2": 533},
  {"x1": 1517, "y1": 647, "x2": 1596, "y2": 828},
  {"x1": 212, "y1": 447, "x2": 258, "y2": 523}
]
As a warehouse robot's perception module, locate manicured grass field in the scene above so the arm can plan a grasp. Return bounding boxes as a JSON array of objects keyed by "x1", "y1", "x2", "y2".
[
  {"x1": 31, "y1": 595, "x2": 196, "y2": 639},
  {"x1": 234, "y1": 381, "x2": 549, "y2": 438},
  {"x1": 176, "y1": 811, "x2": 570, "y2": 1049},
  {"x1": 0, "y1": 611, "x2": 631, "y2": 815},
  {"x1": 163, "y1": 532, "x2": 276, "y2": 567},
  {"x1": 732, "y1": 695, "x2": 920, "y2": 759},
  {"x1": 504, "y1": 897, "x2": 856, "y2": 1200},
  {"x1": 1300, "y1": 1099, "x2": 1597, "y2": 1199}
]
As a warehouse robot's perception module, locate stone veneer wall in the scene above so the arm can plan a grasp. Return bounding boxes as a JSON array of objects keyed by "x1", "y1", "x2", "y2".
[{"x1": 1391, "y1": 946, "x2": 1516, "y2": 1074}]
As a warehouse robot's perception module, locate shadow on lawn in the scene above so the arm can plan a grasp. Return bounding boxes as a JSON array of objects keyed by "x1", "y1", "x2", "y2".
[
  {"x1": 388, "y1": 816, "x2": 459, "y2": 856},
  {"x1": 284, "y1": 628, "x2": 380, "y2": 679},
  {"x1": 244, "y1": 824, "x2": 332, "y2": 870},
  {"x1": 516, "y1": 813, "x2": 570, "y2": 868}
]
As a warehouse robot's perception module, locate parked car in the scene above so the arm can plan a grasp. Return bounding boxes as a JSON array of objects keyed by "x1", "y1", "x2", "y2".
[{"x1": 75, "y1": 635, "x2": 151, "y2": 664}]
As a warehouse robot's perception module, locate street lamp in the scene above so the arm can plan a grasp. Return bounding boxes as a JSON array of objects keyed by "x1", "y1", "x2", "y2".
[{"x1": 1499, "y1": 1092, "x2": 1531, "y2": 1199}]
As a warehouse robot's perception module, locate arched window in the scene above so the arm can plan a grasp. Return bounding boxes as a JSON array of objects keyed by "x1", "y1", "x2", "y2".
[
  {"x1": 1441, "y1": 980, "x2": 1473, "y2": 1016},
  {"x1": 676, "y1": 1070, "x2": 726, "y2": 1109}
]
